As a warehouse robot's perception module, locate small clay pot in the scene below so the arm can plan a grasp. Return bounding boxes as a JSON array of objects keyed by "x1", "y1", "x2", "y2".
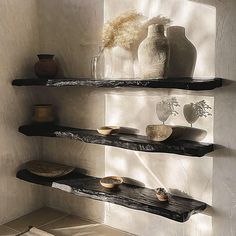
[
  {"x1": 33, "y1": 104, "x2": 55, "y2": 123},
  {"x1": 34, "y1": 54, "x2": 58, "y2": 78}
]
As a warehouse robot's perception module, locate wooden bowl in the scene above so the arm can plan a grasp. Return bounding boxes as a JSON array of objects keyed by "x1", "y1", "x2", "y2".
[
  {"x1": 100, "y1": 176, "x2": 123, "y2": 189},
  {"x1": 97, "y1": 126, "x2": 120, "y2": 135},
  {"x1": 146, "y1": 125, "x2": 173, "y2": 141},
  {"x1": 25, "y1": 160, "x2": 75, "y2": 177}
]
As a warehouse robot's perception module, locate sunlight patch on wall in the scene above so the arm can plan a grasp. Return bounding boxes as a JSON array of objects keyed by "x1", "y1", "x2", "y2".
[
  {"x1": 104, "y1": 93, "x2": 213, "y2": 235},
  {"x1": 103, "y1": 0, "x2": 216, "y2": 235},
  {"x1": 104, "y1": 0, "x2": 216, "y2": 78}
]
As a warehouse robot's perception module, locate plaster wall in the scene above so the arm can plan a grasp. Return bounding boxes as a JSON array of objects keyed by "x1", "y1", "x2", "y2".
[
  {"x1": 214, "y1": 0, "x2": 236, "y2": 235},
  {"x1": 38, "y1": 0, "x2": 106, "y2": 222},
  {"x1": 103, "y1": 1, "x2": 236, "y2": 236},
  {"x1": 4, "y1": 0, "x2": 236, "y2": 236},
  {"x1": 0, "y1": 0, "x2": 44, "y2": 224},
  {"x1": 103, "y1": 1, "x2": 216, "y2": 235},
  {"x1": 36, "y1": 0, "x2": 218, "y2": 234}
]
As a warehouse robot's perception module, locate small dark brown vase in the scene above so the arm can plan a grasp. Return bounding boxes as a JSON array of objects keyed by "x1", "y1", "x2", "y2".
[{"x1": 34, "y1": 54, "x2": 58, "y2": 78}]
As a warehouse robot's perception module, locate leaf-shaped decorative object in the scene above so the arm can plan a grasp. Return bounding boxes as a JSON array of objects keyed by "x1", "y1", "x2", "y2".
[
  {"x1": 156, "y1": 98, "x2": 180, "y2": 124},
  {"x1": 183, "y1": 103, "x2": 199, "y2": 127},
  {"x1": 183, "y1": 100, "x2": 212, "y2": 127}
]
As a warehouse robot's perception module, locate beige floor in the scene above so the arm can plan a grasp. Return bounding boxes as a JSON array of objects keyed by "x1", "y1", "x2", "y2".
[{"x1": 0, "y1": 207, "x2": 134, "y2": 236}]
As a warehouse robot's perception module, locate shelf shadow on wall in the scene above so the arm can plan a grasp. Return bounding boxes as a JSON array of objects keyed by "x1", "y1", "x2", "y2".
[
  {"x1": 169, "y1": 188, "x2": 193, "y2": 199},
  {"x1": 167, "y1": 26, "x2": 197, "y2": 77},
  {"x1": 202, "y1": 205, "x2": 213, "y2": 216},
  {"x1": 221, "y1": 79, "x2": 235, "y2": 87},
  {"x1": 170, "y1": 188, "x2": 213, "y2": 216}
]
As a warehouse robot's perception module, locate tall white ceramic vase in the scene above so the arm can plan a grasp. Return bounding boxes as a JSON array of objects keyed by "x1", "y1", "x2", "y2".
[{"x1": 138, "y1": 24, "x2": 169, "y2": 79}]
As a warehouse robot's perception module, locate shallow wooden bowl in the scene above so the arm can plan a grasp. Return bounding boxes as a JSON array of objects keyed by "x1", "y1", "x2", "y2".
[
  {"x1": 25, "y1": 160, "x2": 75, "y2": 178},
  {"x1": 97, "y1": 126, "x2": 120, "y2": 135},
  {"x1": 100, "y1": 176, "x2": 123, "y2": 189}
]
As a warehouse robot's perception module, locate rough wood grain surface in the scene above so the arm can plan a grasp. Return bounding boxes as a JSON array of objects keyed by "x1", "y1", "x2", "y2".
[
  {"x1": 12, "y1": 77, "x2": 222, "y2": 90},
  {"x1": 19, "y1": 124, "x2": 214, "y2": 157},
  {"x1": 16, "y1": 169, "x2": 207, "y2": 222}
]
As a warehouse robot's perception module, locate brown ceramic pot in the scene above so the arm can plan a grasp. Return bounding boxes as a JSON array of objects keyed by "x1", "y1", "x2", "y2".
[
  {"x1": 32, "y1": 104, "x2": 55, "y2": 123},
  {"x1": 34, "y1": 54, "x2": 58, "y2": 78}
]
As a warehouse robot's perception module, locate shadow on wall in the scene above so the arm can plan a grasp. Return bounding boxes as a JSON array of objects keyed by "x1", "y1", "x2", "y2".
[
  {"x1": 189, "y1": 0, "x2": 216, "y2": 7},
  {"x1": 167, "y1": 26, "x2": 197, "y2": 77}
]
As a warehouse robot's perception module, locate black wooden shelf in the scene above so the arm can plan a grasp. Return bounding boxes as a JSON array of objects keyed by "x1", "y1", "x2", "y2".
[
  {"x1": 17, "y1": 169, "x2": 207, "y2": 222},
  {"x1": 19, "y1": 124, "x2": 214, "y2": 157},
  {"x1": 12, "y1": 77, "x2": 222, "y2": 90}
]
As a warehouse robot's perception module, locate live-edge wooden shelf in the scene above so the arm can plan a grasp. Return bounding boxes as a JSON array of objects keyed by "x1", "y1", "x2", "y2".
[
  {"x1": 16, "y1": 169, "x2": 207, "y2": 222},
  {"x1": 12, "y1": 77, "x2": 222, "y2": 90},
  {"x1": 19, "y1": 124, "x2": 214, "y2": 157}
]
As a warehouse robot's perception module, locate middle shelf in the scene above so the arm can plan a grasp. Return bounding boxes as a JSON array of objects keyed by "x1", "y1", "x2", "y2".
[{"x1": 19, "y1": 124, "x2": 214, "y2": 157}]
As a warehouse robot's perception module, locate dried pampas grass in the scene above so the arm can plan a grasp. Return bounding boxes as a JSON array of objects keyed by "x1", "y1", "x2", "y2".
[
  {"x1": 102, "y1": 11, "x2": 144, "y2": 50},
  {"x1": 102, "y1": 11, "x2": 171, "y2": 50},
  {"x1": 143, "y1": 16, "x2": 171, "y2": 29}
]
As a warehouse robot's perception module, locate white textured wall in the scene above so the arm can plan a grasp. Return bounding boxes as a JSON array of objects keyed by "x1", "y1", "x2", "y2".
[
  {"x1": 0, "y1": 0, "x2": 44, "y2": 224},
  {"x1": 104, "y1": 94, "x2": 213, "y2": 236},
  {"x1": 103, "y1": 1, "x2": 216, "y2": 235},
  {"x1": 214, "y1": 0, "x2": 236, "y2": 235},
  {"x1": 3, "y1": 1, "x2": 236, "y2": 235},
  {"x1": 35, "y1": 0, "x2": 236, "y2": 235},
  {"x1": 104, "y1": 0, "x2": 216, "y2": 79},
  {"x1": 38, "y1": 0, "x2": 106, "y2": 222},
  {"x1": 102, "y1": 1, "x2": 236, "y2": 235}
]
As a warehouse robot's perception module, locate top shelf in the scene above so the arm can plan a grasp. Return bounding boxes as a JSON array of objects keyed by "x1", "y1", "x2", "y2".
[{"x1": 12, "y1": 77, "x2": 222, "y2": 91}]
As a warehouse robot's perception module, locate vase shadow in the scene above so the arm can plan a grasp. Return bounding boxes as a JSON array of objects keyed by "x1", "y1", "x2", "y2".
[
  {"x1": 170, "y1": 126, "x2": 207, "y2": 142},
  {"x1": 167, "y1": 26, "x2": 197, "y2": 78}
]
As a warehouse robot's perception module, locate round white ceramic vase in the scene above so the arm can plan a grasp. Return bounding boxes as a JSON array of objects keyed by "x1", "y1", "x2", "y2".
[{"x1": 138, "y1": 24, "x2": 169, "y2": 79}]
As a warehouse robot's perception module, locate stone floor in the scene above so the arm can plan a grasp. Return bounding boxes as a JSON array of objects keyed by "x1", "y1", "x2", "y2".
[{"x1": 0, "y1": 207, "x2": 134, "y2": 236}]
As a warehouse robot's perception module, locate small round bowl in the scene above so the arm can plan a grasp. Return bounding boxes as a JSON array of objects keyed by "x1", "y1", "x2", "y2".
[
  {"x1": 100, "y1": 176, "x2": 123, "y2": 189},
  {"x1": 97, "y1": 126, "x2": 120, "y2": 135}
]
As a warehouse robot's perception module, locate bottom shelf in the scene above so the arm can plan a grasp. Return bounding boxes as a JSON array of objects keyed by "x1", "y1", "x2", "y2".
[{"x1": 17, "y1": 169, "x2": 207, "y2": 223}]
